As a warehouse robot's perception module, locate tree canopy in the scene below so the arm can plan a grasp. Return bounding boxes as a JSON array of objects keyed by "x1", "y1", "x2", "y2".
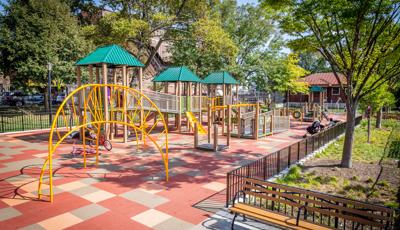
[
  {"x1": 0, "y1": 0, "x2": 90, "y2": 91},
  {"x1": 263, "y1": 0, "x2": 400, "y2": 167}
]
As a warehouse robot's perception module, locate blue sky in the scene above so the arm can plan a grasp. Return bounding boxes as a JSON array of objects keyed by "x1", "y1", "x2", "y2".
[{"x1": 237, "y1": 0, "x2": 259, "y2": 5}]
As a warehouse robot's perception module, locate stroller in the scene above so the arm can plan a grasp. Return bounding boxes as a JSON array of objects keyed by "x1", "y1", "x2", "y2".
[{"x1": 303, "y1": 120, "x2": 325, "y2": 138}]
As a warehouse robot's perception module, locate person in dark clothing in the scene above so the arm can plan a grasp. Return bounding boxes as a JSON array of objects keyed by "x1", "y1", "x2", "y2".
[{"x1": 303, "y1": 120, "x2": 325, "y2": 138}]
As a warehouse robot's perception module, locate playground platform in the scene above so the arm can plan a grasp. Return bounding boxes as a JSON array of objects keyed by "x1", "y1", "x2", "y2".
[{"x1": 0, "y1": 118, "x2": 342, "y2": 230}]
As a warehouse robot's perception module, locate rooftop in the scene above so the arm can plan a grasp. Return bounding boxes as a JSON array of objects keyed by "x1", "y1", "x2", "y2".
[
  {"x1": 301, "y1": 72, "x2": 347, "y2": 86},
  {"x1": 76, "y1": 44, "x2": 144, "y2": 67},
  {"x1": 202, "y1": 71, "x2": 239, "y2": 85},
  {"x1": 152, "y1": 66, "x2": 202, "y2": 83}
]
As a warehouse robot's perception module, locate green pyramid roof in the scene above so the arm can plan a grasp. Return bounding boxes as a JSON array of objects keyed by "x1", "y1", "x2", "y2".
[
  {"x1": 203, "y1": 71, "x2": 238, "y2": 85},
  {"x1": 76, "y1": 44, "x2": 144, "y2": 67},
  {"x1": 153, "y1": 66, "x2": 202, "y2": 83}
]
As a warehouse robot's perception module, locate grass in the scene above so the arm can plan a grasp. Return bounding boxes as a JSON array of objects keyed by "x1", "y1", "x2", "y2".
[
  {"x1": 315, "y1": 118, "x2": 398, "y2": 163},
  {"x1": 276, "y1": 118, "x2": 400, "y2": 208}
]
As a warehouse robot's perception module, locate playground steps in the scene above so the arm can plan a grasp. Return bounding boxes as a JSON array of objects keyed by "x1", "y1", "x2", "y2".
[{"x1": 186, "y1": 111, "x2": 207, "y2": 134}]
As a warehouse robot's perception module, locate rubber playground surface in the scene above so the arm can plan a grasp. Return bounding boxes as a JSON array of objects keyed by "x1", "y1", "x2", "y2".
[{"x1": 0, "y1": 118, "x2": 340, "y2": 229}]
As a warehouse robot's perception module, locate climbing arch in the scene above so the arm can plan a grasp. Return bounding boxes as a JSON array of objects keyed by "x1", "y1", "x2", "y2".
[{"x1": 38, "y1": 84, "x2": 169, "y2": 202}]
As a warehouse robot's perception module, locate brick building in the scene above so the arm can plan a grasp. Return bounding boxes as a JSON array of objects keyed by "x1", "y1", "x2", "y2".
[{"x1": 288, "y1": 72, "x2": 347, "y2": 104}]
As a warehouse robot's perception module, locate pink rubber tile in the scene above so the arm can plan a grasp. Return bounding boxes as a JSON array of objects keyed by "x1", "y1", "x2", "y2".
[
  {"x1": 66, "y1": 211, "x2": 152, "y2": 230},
  {"x1": 98, "y1": 196, "x2": 148, "y2": 217},
  {"x1": 156, "y1": 202, "x2": 211, "y2": 225},
  {"x1": 2, "y1": 192, "x2": 90, "y2": 229}
]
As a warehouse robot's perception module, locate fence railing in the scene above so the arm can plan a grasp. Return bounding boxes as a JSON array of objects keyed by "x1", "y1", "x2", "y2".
[
  {"x1": 272, "y1": 116, "x2": 290, "y2": 133},
  {"x1": 226, "y1": 115, "x2": 363, "y2": 207},
  {"x1": 0, "y1": 111, "x2": 79, "y2": 133}
]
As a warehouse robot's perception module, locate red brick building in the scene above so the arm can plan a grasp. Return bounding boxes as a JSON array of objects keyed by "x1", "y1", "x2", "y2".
[{"x1": 288, "y1": 72, "x2": 347, "y2": 104}]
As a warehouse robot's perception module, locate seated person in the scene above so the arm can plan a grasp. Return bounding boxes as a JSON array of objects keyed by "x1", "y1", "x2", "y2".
[
  {"x1": 328, "y1": 118, "x2": 340, "y2": 127},
  {"x1": 303, "y1": 120, "x2": 324, "y2": 137}
]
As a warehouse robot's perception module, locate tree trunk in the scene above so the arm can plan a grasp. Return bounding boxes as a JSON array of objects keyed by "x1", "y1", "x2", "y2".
[
  {"x1": 376, "y1": 107, "x2": 382, "y2": 128},
  {"x1": 341, "y1": 103, "x2": 356, "y2": 168}
]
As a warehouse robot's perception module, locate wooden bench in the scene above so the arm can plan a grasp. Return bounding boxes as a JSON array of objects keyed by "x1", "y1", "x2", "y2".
[{"x1": 229, "y1": 178, "x2": 394, "y2": 230}]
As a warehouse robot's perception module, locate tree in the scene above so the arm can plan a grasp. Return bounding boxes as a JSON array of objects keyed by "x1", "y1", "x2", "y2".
[
  {"x1": 67, "y1": 0, "x2": 101, "y2": 25},
  {"x1": 217, "y1": 1, "x2": 308, "y2": 93},
  {"x1": 265, "y1": 0, "x2": 400, "y2": 168},
  {"x1": 360, "y1": 83, "x2": 395, "y2": 128},
  {"x1": 171, "y1": 15, "x2": 238, "y2": 76},
  {"x1": 253, "y1": 52, "x2": 309, "y2": 94},
  {"x1": 218, "y1": 2, "x2": 276, "y2": 82},
  {"x1": 298, "y1": 51, "x2": 330, "y2": 73},
  {"x1": 85, "y1": 0, "x2": 212, "y2": 73},
  {"x1": 0, "y1": 0, "x2": 90, "y2": 91}
]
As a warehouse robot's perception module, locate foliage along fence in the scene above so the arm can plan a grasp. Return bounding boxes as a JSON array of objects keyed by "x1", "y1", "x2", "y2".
[
  {"x1": 0, "y1": 111, "x2": 78, "y2": 133},
  {"x1": 226, "y1": 115, "x2": 363, "y2": 207}
]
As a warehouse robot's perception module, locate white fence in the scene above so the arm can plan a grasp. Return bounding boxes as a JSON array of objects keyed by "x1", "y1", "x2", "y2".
[
  {"x1": 273, "y1": 116, "x2": 290, "y2": 133},
  {"x1": 286, "y1": 102, "x2": 346, "y2": 109},
  {"x1": 143, "y1": 90, "x2": 180, "y2": 113}
]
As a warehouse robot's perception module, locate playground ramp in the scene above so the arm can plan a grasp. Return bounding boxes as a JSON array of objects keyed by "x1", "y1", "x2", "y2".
[{"x1": 186, "y1": 111, "x2": 207, "y2": 134}]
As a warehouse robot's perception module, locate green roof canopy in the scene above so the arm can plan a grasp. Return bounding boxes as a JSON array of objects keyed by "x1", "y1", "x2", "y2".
[
  {"x1": 153, "y1": 66, "x2": 202, "y2": 83},
  {"x1": 203, "y1": 71, "x2": 238, "y2": 85},
  {"x1": 76, "y1": 44, "x2": 144, "y2": 67}
]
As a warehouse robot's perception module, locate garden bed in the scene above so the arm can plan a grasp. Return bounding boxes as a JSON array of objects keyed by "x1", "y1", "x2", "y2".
[{"x1": 276, "y1": 119, "x2": 400, "y2": 208}]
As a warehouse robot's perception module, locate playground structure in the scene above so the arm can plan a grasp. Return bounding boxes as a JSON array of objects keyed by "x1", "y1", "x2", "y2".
[
  {"x1": 289, "y1": 102, "x2": 328, "y2": 123},
  {"x1": 38, "y1": 44, "x2": 292, "y2": 201}
]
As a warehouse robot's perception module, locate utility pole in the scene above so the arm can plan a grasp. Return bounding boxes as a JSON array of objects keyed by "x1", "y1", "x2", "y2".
[{"x1": 48, "y1": 63, "x2": 53, "y2": 125}]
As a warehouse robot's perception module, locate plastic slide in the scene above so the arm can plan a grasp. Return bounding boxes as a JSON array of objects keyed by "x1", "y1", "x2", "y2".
[{"x1": 186, "y1": 111, "x2": 207, "y2": 134}]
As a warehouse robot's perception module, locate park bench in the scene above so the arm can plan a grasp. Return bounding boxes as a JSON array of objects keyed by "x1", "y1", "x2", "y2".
[{"x1": 229, "y1": 178, "x2": 394, "y2": 230}]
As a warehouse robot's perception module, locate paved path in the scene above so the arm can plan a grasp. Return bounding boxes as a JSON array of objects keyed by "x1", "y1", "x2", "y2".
[{"x1": 0, "y1": 121, "x2": 312, "y2": 229}]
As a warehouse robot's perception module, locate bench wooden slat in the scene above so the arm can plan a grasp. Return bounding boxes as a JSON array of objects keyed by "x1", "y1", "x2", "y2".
[
  {"x1": 231, "y1": 203, "x2": 332, "y2": 230},
  {"x1": 243, "y1": 184, "x2": 391, "y2": 221},
  {"x1": 242, "y1": 191, "x2": 386, "y2": 228},
  {"x1": 245, "y1": 178, "x2": 392, "y2": 213}
]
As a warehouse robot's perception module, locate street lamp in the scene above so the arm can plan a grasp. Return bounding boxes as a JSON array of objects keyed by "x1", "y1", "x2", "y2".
[{"x1": 47, "y1": 62, "x2": 53, "y2": 124}]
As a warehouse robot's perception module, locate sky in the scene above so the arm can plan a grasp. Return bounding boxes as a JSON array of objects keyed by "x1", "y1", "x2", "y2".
[
  {"x1": 0, "y1": 0, "x2": 259, "y2": 12},
  {"x1": 237, "y1": 0, "x2": 259, "y2": 5}
]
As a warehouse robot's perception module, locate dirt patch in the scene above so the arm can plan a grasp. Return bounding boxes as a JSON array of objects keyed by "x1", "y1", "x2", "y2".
[{"x1": 299, "y1": 158, "x2": 400, "y2": 207}]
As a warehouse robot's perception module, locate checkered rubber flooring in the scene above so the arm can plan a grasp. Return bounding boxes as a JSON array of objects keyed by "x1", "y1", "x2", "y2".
[{"x1": 0, "y1": 121, "x2": 312, "y2": 230}]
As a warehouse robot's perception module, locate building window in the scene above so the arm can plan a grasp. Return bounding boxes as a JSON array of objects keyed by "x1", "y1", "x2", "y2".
[{"x1": 332, "y1": 87, "x2": 340, "y2": 95}]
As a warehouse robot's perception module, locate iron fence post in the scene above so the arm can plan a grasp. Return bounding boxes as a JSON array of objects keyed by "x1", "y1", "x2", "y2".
[
  {"x1": 297, "y1": 141, "x2": 301, "y2": 161},
  {"x1": 305, "y1": 138, "x2": 308, "y2": 155},
  {"x1": 288, "y1": 146, "x2": 291, "y2": 168},
  {"x1": 21, "y1": 114, "x2": 24, "y2": 131},
  {"x1": 277, "y1": 151, "x2": 281, "y2": 172},
  {"x1": 226, "y1": 172, "x2": 230, "y2": 207},
  {"x1": 1, "y1": 114, "x2": 4, "y2": 133},
  {"x1": 263, "y1": 157, "x2": 267, "y2": 180},
  {"x1": 40, "y1": 113, "x2": 43, "y2": 129}
]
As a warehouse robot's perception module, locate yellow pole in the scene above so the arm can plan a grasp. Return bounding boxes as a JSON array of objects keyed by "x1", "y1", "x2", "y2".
[
  {"x1": 102, "y1": 63, "x2": 109, "y2": 138},
  {"x1": 227, "y1": 104, "x2": 231, "y2": 146},
  {"x1": 139, "y1": 67, "x2": 145, "y2": 144},
  {"x1": 123, "y1": 66, "x2": 128, "y2": 143},
  {"x1": 199, "y1": 83, "x2": 202, "y2": 124}
]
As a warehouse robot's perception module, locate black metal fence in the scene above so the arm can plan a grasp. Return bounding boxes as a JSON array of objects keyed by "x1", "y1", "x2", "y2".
[
  {"x1": 226, "y1": 115, "x2": 363, "y2": 207},
  {"x1": 0, "y1": 111, "x2": 77, "y2": 133}
]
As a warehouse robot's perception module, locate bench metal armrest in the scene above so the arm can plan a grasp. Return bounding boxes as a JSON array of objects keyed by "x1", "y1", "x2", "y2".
[
  {"x1": 232, "y1": 190, "x2": 245, "y2": 207},
  {"x1": 296, "y1": 205, "x2": 307, "y2": 226}
]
